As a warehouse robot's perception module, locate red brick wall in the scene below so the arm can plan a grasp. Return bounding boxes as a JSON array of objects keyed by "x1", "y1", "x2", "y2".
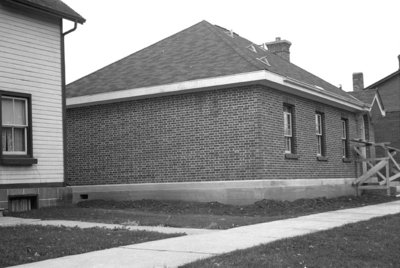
[{"x1": 66, "y1": 85, "x2": 359, "y2": 185}]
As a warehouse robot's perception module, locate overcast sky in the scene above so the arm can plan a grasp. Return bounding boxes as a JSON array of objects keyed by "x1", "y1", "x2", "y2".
[{"x1": 62, "y1": 0, "x2": 400, "y2": 92}]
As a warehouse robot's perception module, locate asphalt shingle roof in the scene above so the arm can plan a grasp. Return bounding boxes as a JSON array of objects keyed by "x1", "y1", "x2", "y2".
[
  {"x1": 8, "y1": 0, "x2": 85, "y2": 23},
  {"x1": 66, "y1": 20, "x2": 355, "y2": 102},
  {"x1": 349, "y1": 88, "x2": 377, "y2": 105}
]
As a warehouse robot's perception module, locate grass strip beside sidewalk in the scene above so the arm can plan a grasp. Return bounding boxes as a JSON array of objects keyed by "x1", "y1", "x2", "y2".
[
  {"x1": 181, "y1": 213, "x2": 400, "y2": 268},
  {"x1": 0, "y1": 225, "x2": 182, "y2": 268}
]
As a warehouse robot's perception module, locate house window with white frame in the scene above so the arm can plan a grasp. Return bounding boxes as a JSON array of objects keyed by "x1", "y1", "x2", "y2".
[
  {"x1": 0, "y1": 91, "x2": 36, "y2": 165},
  {"x1": 283, "y1": 105, "x2": 293, "y2": 154},
  {"x1": 341, "y1": 118, "x2": 349, "y2": 158},
  {"x1": 2, "y1": 96, "x2": 28, "y2": 154},
  {"x1": 315, "y1": 112, "x2": 325, "y2": 156}
]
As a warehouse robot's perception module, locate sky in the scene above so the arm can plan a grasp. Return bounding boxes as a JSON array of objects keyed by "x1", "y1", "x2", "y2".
[{"x1": 62, "y1": 0, "x2": 400, "y2": 92}]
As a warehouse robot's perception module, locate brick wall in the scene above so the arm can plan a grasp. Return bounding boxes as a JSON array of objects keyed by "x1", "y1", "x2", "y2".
[
  {"x1": 372, "y1": 111, "x2": 400, "y2": 161},
  {"x1": 66, "y1": 85, "x2": 359, "y2": 185}
]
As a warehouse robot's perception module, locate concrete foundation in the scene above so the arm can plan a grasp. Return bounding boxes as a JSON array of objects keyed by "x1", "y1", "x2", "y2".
[
  {"x1": 70, "y1": 178, "x2": 356, "y2": 205},
  {"x1": 0, "y1": 186, "x2": 71, "y2": 211}
]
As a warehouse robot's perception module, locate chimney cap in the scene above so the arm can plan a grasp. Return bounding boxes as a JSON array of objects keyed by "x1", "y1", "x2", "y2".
[{"x1": 265, "y1": 37, "x2": 292, "y2": 46}]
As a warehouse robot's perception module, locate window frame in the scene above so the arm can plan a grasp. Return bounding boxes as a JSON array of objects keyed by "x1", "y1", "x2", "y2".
[
  {"x1": 315, "y1": 112, "x2": 326, "y2": 159},
  {"x1": 283, "y1": 104, "x2": 297, "y2": 159},
  {"x1": 341, "y1": 118, "x2": 349, "y2": 159},
  {"x1": 283, "y1": 108, "x2": 292, "y2": 153},
  {"x1": 2, "y1": 96, "x2": 29, "y2": 155},
  {"x1": 0, "y1": 91, "x2": 37, "y2": 166}
]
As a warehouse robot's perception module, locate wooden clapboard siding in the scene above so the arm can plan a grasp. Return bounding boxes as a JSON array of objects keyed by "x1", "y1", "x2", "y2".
[{"x1": 0, "y1": 2, "x2": 64, "y2": 185}]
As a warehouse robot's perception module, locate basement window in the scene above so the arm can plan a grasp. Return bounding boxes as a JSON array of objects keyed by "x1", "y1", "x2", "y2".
[
  {"x1": 9, "y1": 195, "x2": 38, "y2": 212},
  {"x1": 257, "y1": 56, "x2": 271, "y2": 66}
]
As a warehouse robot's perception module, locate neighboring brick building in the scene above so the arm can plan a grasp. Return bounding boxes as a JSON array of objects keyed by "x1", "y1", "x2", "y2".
[
  {"x1": 0, "y1": 0, "x2": 84, "y2": 211},
  {"x1": 350, "y1": 57, "x2": 400, "y2": 161},
  {"x1": 66, "y1": 21, "x2": 372, "y2": 204}
]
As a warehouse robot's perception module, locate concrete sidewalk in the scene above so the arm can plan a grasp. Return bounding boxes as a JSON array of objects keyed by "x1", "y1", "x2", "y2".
[{"x1": 7, "y1": 200, "x2": 400, "y2": 268}]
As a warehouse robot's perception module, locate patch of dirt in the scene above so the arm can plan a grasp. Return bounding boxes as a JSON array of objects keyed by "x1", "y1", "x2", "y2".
[{"x1": 77, "y1": 195, "x2": 396, "y2": 217}]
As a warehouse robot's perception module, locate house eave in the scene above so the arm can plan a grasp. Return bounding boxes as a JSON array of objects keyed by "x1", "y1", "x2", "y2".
[
  {"x1": 5, "y1": 0, "x2": 86, "y2": 23},
  {"x1": 66, "y1": 70, "x2": 369, "y2": 112}
]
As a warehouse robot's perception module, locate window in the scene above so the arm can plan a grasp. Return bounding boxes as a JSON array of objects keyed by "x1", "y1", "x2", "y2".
[
  {"x1": 341, "y1": 119, "x2": 349, "y2": 158},
  {"x1": 283, "y1": 104, "x2": 297, "y2": 158},
  {"x1": 0, "y1": 91, "x2": 36, "y2": 165},
  {"x1": 315, "y1": 112, "x2": 325, "y2": 157},
  {"x1": 2, "y1": 96, "x2": 28, "y2": 154}
]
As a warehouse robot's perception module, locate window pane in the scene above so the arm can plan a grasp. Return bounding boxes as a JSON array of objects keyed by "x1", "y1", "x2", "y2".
[
  {"x1": 14, "y1": 99, "x2": 26, "y2": 125},
  {"x1": 286, "y1": 114, "x2": 291, "y2": 135},
  {"x1": 285, "y1": 137, "x2": 291, "y2": 153},
  {"x1": 341, "y1": 120, "x2": 346, "y2": 139},
  {"x1": 2, "y1": 127, "x2": 12, "y2": 152},
  {"x1": 2, "y1": 98, "x2": 13, "y2": 125},
  {"x1": 284, "y1": 112, "x2": 292, "y2": 136},
  {"x1": 317, "y1": 136, "x2": 322, "y2": 155},
  {"x1": 14, "y1": 128, "x2": 26, "y2": 152}
]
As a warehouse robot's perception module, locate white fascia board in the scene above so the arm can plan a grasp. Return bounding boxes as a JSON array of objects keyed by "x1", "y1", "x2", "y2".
[
  {"x1": 67, "y1": 70, "x2": 368, "y2": 112},
  {"x1": 371, "y1": 93, "x2": 386, "y2": 117}
]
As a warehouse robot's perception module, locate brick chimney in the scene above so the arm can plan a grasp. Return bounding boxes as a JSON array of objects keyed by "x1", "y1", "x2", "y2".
[
  {"x1": 353, "y1": 72, "x2": 364, "y2": 91},
  {"x1": 264, "y1": 37, "x2": 292, "y2": 62}
]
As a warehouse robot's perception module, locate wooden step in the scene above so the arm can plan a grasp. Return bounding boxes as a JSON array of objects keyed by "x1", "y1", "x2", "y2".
[{"x1": 358, "y1": 185, "x2": 388, "y2": 190}]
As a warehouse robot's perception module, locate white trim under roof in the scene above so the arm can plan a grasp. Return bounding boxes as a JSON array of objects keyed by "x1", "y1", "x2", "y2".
[
  {"x1": 371, "y1": 93, "x2": 386, "y2": 117},
  {"x1": 67, "y1": 70, "x2": 370, "y2": 112}
]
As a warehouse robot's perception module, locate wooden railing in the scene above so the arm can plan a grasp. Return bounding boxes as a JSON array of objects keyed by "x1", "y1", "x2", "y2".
[{"x1": 352, "y1": 139, "x2": 400, "y2": 196}]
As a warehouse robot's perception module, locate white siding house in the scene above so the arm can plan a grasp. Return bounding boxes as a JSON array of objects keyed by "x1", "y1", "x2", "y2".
[{"x1": 0, "y1": 0, "x2": 84, "y2": 211}]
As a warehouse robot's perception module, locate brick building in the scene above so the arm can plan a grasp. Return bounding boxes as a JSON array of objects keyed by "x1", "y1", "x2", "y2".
[
  {"x1": 350, "y1": 57, "x2": 400, "y2": 161},
  {"x1": 66, "y1": 21, "x2": 372, "y2": 204}
]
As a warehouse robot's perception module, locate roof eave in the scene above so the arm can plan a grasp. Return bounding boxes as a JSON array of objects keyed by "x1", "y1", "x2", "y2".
[
  {"x1": 366, "y1": 70, "x2": 400, "y2": 89},
  {"x1": 67, "y1": 70, "x2": 368, "y2": 112},
  {"x1": 6, "y1": 0, "x2": 85, "y2": 23}
]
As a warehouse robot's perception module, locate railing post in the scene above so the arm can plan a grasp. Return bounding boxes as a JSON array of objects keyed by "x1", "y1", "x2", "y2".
[{"x1": 386, "y1": 147, "x2": 391, "y2": 196}]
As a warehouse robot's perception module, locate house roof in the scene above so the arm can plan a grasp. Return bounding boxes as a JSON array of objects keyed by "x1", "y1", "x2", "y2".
[
  {"x1": 66, "y1": 20, "x2": 360, "y2": 106},
  {"x1": 6, "y1": 0, "x2": 85, "y2": 23},
  {"x1": 349, "y1": 89, "x2": 386, "y2": 116},
  {"x1": 366, "y1": 69, "x2": 400, "y2": 90},
  {"x1": 349, "y1": 88, "x2": 377, "y2": 105}
]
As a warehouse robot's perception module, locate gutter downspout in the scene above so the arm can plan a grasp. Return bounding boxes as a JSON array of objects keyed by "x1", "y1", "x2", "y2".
[
  {"x1": 61, "y1": 20, "x2": 78, "y2": 190},
  {"x1": 63, "y1": 21, "x2": 78, "y2": 36}
]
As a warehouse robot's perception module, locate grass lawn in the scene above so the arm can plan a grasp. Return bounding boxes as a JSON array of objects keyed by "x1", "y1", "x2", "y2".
[
  {"x1": 181, "y1": 213, "x2": 400, "y2": 268},
  {"x1": 8, "y1": 195, "x2": 396, "y2": 229},
  {"x1": 0, "y1": 225, "x2": 181, "y2": 268}
]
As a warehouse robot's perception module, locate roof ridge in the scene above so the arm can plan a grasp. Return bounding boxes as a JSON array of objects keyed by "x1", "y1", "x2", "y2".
[
  {"x1": 204, "y1": 22, "x2": 267, "y2": 72},
  {"x1": 207, "y1": 23, "x2": 345, "y2": 94}
]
